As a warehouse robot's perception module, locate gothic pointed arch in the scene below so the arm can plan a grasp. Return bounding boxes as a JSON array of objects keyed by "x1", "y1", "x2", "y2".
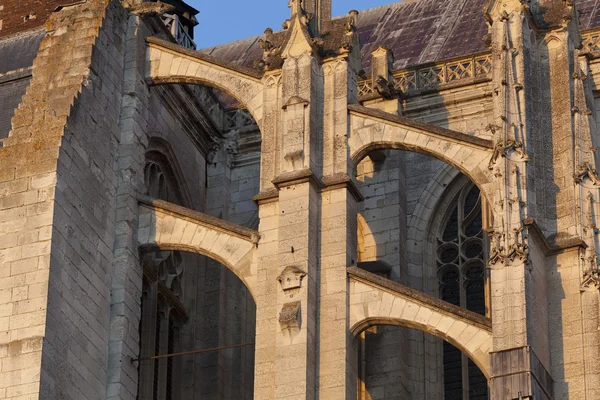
[
  {"x1": 145, "y1": 136, "x2": 194, "y2": 208},
  {"x1": 421, "y1": 173, "x2": 491, "y2": 400},
  {"x1": 348, "y1": 267, "x2": 492, "y2": 379}
]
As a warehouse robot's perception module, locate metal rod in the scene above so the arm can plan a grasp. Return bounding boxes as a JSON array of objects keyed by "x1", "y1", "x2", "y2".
[{"x1": 150, "y1": 342, "x2": 256, "y2": 360}]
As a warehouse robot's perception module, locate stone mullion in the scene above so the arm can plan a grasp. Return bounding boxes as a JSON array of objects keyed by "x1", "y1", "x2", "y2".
[
  {"x1": 156, "y1": 307, "x2": 170, "y2": 400},
  {"x1": 223, "y1": 273, "x2": 244, "y2": 399}
]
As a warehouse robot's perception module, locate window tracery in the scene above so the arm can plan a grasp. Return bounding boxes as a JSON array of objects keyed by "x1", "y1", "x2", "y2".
[{"x1": 436, "y1": 183, "x2": 488, "y2": 400}]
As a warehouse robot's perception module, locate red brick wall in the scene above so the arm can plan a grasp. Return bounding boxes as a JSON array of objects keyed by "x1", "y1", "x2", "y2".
[{"x1": 0, "y1": 0, "x2": 65, "y2": 39}]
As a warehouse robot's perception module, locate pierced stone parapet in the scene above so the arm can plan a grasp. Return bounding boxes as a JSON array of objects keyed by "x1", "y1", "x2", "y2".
[
  {"x1": 582, "y1": 29, "x2": 600, "y2": 55},
  {"x1": 358, "y1": 53, "x2": 493, "y2": 99}
]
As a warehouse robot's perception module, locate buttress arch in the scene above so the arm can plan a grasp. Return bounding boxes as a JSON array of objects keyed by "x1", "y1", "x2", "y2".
[
  {"x1": 137, "y1": 197, "x2": 260, "y2": 299},
  {"x1": 146, "y1": 37, "x2": 265, "y2": 130},
  {"x1": 348, "y1": 267, "x2": 493, "y2": 379},
  {"x1": 348, "y1": 104, "x2": 496, "y2": 209}
]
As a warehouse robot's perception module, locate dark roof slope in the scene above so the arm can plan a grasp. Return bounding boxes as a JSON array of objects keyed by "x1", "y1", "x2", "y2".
[
  {"x1": 578, "y1": 0, "x2": 600, "y2": 29},
  {"x1": 0, "y1": 77, "x2": 31, "y2": 140},
  {"x1": 0, "y1": 30, "x2": 44, "y2": 140},
  {"x1": 355, "y1": 0, "x2": 490, "y2": 71},
  {"x1": 0, "y1": 30, "x2": 45, "y2": 75},
  {"x1": 202, "y1": 0, "x2": 600, "y2": 73}
]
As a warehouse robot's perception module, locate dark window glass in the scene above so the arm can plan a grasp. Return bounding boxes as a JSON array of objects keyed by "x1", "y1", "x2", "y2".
[{"x1": 437, "y1": 182, "x2": 488, "y2": 400}]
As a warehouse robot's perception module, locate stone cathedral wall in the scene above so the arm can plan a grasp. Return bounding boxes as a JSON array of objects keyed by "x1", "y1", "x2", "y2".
[
  {"x1": 353, "y1": 71, "x2": 498, "y2": 399},
  {"x1": 0, "y1": 1, "x2": 257, "y2": 398},
  {"x1": 3, "y1": 0, "x2": 600, "y2": 399}
]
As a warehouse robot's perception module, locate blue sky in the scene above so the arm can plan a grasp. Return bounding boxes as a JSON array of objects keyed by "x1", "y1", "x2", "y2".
[{"x1": 188, "y1": 0, "x2": 395, "y2": 49}]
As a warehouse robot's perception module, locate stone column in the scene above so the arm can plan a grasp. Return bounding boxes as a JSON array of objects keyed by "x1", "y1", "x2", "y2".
[{"x1": 254, "y1": 13, "x2": 323, "y2": 399}]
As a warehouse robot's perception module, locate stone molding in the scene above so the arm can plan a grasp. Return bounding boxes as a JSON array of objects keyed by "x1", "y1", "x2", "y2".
[
  {"x1": 137, "y1": 197, "x2": 259, "y2": 298},
  {"x1": 138, "y1": 196, "x2": 260, "y2": 243},
  {"x1": 348, "y1": 104, "x2": 494, "y2": 153},
  {"x1": 146, "y1": 36, "x2": 264, "y2": 80}
]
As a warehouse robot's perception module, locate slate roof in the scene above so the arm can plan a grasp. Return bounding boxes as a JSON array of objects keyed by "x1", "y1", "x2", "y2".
[
  {"x1": 0, "y1": 30, "x2": 44, "y2": 75},
  {"x1": 202, "y1": 0, "x2": 600, "y2": 74},
  {"x1": 0, "y1": 30, "x2": 44, "y2": 140},
  {"x1": 0, "y1": 77, "x2": 31, "y2": 140}
]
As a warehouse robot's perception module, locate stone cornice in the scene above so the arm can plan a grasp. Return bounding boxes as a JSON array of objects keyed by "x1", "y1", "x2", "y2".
[
  {"x1": 272, "y1": 168, "x2": 321, "y2": 190},
  {"x1": 252, "y1": 188, "x2": 280, "y2": 205},
  {"x1": 523, "y1": 218, "x2": 587, "y2": 256},
  {"x1": 0, "y1": 67, "x2": 32, "y2": 85},
  {"x1": 321, "y1": 173, "x2": 364, "y2": 202},
  {"x1": 253, "y1": 172, "x2": 365, "y2": 205}
]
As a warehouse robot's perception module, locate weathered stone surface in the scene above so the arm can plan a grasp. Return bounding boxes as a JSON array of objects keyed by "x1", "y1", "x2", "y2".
[{"x1": 1, "y1": 0, "x2": 600, "y2": 399}]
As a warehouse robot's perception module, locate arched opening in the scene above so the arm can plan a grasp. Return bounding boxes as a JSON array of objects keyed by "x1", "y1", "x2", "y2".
[
  {"x1": 355, "y1": 149, "x2": 491, "y2": 399},
  {"x1": 355, "y1": 325, "x2": 489, "y2": 400},
  {"x1": 137, "y1": 143, "x2": 259, "y2": 399}
]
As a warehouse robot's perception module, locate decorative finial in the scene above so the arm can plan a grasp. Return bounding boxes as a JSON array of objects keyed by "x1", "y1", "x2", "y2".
[{"x1": 288, "y1": 0, "x2": 304, "y2": 18}]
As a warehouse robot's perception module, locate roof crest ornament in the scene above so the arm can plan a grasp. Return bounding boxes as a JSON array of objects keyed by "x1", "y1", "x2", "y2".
[{"x1": 289, "y1": 0, "x2": 304, "y2": 18}]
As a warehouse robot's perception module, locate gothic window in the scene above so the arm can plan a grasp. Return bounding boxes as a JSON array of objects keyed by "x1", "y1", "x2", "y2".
[
  {"x1": 138, "y1": 157, "x2": 188, "y2": 400},
  {"x1": 143, "y1": 150, "x2": 186, "y2": 206},
  {"x1": 145, "y1": 162, "x2": 169, "y2": 201},
  {"x1": 437, "y1": 183, "x2": 488, "y2": 400}
]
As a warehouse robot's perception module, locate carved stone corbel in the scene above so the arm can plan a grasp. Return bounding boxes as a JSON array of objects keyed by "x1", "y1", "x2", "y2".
[
  {"x1": 278, "y1": 265, "x2": 307, "y2": 291},
  {"x1": 279, "y1": 301, "x2": 302, "y2": 335}
]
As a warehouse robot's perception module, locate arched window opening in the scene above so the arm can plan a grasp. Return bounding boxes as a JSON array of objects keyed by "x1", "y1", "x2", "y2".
[
  {"x1": 139, "y1": 154, "x2": 188, "y2": 400},
  {"x1": 144, "y1": 158, "x2": 185, "y2": 206},
  {"x1": 437, "y1": 183, "x2": 488, "y2": 400}
]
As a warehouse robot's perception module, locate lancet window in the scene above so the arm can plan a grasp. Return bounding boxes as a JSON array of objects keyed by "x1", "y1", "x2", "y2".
[
  {"x1": 436, "y1": 183, "x2": 488, "y2": 400},
  {"x1": 138, "y1": 157, "x2": 188, "y2": 400}
]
